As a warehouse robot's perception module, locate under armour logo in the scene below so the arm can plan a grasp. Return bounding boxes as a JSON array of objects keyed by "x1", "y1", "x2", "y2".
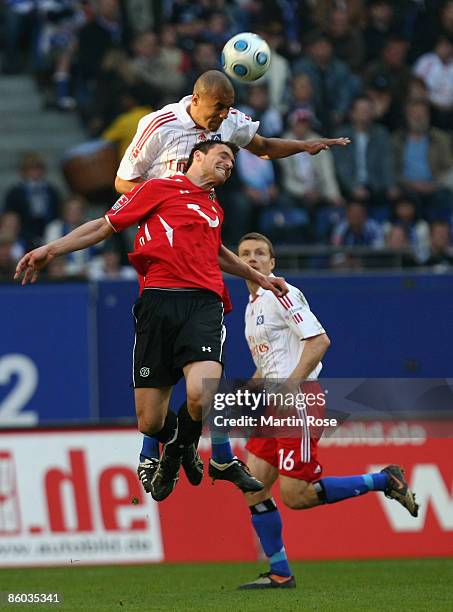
[
  {"x1": 202, "y1": 346, "x2": 212, "y2": 352},
  {"x1": 140, "y1": 367, "x2": 150, "y2": 377}
]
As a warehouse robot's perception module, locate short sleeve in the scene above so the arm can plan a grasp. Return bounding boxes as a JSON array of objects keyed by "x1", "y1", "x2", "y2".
[
  {"x1": 276, "y1": 286, "x2": 326, "y2": 340},
  {"x1": 116, "y1": 113, "x2": 164, "y2": 180},
  {"x1": 226, "y1": 108, "x2": 260, "y2": 147},
  {"x1": 104, "y1": 181, "x2": 158, "y2": 232}
]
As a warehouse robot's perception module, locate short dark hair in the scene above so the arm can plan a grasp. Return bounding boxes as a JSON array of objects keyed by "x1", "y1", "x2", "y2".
[
  {"x1": 185, "y1": 140, "x2": 239, "y2": 171},
  {"x1": 238, "y1": 232, "x2": 275, "y2": 258}
]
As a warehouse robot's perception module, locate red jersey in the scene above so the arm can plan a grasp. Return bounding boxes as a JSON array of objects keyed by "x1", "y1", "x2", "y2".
[{"x1": 105, "y1": 174, "x2": 225, "y2": 299}]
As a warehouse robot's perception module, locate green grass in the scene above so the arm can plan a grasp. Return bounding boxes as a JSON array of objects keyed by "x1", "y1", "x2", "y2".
[{"x1": 1, "y1": 559, "x2": 452, "y2": 611}]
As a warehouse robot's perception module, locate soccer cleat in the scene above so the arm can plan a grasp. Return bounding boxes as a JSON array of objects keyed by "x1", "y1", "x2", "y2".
[
  {"x1": 181, "y1": 444, "x2": 204, "y2": 486},
  {"x1": 137, "y1": 458, "x2": 159, "y2": 494},
  {"x1": 381, "y1": 464, "x2": 419, "y2": 517},
  {"x1": 208, "y1": 457, "x2": 264, "y2": 493},
  {"x1": 238, "y1": 572, "x2": 296, "y2": 590},
  {"x1": 150, "y1": 448, "x2": 182, "y2": 502}
]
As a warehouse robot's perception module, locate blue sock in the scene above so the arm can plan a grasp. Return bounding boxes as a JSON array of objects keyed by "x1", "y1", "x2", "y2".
[
  {"x1": 210, "y1": 432, "x2": 234, "y2": 463},
  {"x1": 316, "y1": 473, "x2": 389, "y2": 504},
  {"x1": 139, "y1": 434, "x2": 159, "y2": 462},
  {"x1": 250, "y1": 498, "x2": 292, "y2": 577}
]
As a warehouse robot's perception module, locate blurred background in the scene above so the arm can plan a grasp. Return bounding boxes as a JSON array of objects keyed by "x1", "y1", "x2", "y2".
[{"x1": 0, "y1": 0, "x2": 452, "y2": 568}]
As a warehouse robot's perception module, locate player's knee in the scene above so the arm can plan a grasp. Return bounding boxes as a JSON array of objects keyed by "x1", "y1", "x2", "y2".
[
  {"x1": 186, "y1": 394, "x2": 204, "y2": 420},
  {"x1": 281, "y1": 489, "x2": 313, "y2": 510},
  {"x1": 137, "y1": 413, "x2": 165, "y2": 436}
]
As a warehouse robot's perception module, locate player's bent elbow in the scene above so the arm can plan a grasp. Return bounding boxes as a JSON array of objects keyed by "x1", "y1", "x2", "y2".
[{"x1": 321, "y1": 334, "x2": 331, "y2": 350}]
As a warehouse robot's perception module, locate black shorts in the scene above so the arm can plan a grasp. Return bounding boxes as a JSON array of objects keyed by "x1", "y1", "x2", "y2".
[{"x1": 132, "y1": 289, "x2": 226, "y2": 388}]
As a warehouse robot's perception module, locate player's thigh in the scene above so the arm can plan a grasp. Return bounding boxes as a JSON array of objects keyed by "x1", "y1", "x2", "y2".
[
  {"x1": 135, "y1": 387, "x2": 172, "y2": 433},
  {"x1": 133, "y1": 291, "x2": 181, "y2": 388},
  {"x1": 183, "y1": 360, "x2": 222, "y2": 418},
  {"x1": 244, "y1": 451, "x2": 279, "y2": 506}
]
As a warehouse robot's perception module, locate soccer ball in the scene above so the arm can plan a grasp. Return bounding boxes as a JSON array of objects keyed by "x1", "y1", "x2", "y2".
[{"x1": 221, "y1": 32, "x2": 271, "y2": 82}]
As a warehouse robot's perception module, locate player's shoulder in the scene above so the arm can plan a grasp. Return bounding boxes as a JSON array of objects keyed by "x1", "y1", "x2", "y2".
[
  {"x1": 136, "y1": 103, "x2": 179, "y2": 130},
  {"x1": 223, "y1": 107, "x2": 255, "y2": 129},
  {"x1": 275, "y1": 283, "x2": 310, "y2": 310}
]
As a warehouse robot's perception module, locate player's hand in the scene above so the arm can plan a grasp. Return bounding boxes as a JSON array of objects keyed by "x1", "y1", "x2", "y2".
[
  {"x1": 304, "y1": 138, "x2": 350, "y2": 155},
  {"x1": 14, "y1": 245, "x2": 54, "y2": 285},
  {"x1": 256, "y1": 273, "x2": 288, "y2": 297}
]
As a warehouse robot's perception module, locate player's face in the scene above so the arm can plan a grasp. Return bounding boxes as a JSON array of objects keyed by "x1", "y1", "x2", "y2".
[
  {"x1": 202, "y1": 144, "x2": 235, "y2": 185},
  {"x1": 238, "y1": 239, "x2": 275, "y2": 275},
  {"x1": 191, "y1": 91, "x2": 234, "y2": 131}
]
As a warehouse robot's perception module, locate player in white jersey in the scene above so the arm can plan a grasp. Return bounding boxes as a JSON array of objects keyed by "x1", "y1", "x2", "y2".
[
  {"x1": 114, "y1": 70, "x2": 350, "y2": 194},
  {"x1": 236, "y1": 233, "x2": 419, "y2": 590},
  {"x1": 115, "y1": 69, "x2": 350, "y2": 498}
]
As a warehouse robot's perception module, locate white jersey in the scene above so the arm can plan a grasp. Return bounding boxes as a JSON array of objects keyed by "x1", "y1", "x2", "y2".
[
  {"x1": 117, "y1": 95, "x2": 260, "y2": 181},
  {"x1": 245, "y1": 280, "x2": 326, "y2": 380}
]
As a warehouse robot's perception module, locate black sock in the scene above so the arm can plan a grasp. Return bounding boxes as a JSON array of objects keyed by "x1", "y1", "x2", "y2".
[
  {"x1": 154, "y1": 410, "x2": 177, "y2": 444},
  {"x1": 165, "y1": 402, "x2": 201, "y2": 457}
]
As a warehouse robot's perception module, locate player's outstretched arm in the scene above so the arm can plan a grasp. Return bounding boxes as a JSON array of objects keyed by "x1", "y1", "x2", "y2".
[
  {"x1": 218, "y1": 244, "x2": 288, "y2": 297},
  {"x1": 245, "y1": 133, "x2": 351, "y2": 159},
  {"x1": 15, "y1": 218, "x2": 113, "y2": 285}
]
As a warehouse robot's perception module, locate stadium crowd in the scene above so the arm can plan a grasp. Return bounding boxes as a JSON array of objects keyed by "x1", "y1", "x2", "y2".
[{"x1": 1, "y1": 0, "x2": 453, "y2": 278}]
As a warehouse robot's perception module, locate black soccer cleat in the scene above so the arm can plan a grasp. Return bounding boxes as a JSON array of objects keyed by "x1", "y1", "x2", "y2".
[
  {"x1": 238, "y1": 572, "x2": 296, "y2": 590},
  {"x1": 150, "y1": 448, "x2": 182, "y2": 502},
  {"x1": 381, "y1": 464, "x2": 419, "y2": 517},
  {"x1": 181, "y1": 443, "x2": 204, "y2": 486},
  {"x1": 208, "y1": 457, "x2": 264, "y2": 493},
  {"x1": 137, "y1": 458, "x2": 159, "y2": 494}
]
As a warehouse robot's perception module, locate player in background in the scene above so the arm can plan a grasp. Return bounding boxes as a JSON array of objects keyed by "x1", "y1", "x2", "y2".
[
  {"x1": 114, "y1": 68, "x2": 351, "y2": 495},
  {"x1": 236, "y1": 233, "x2": 419, "y2": 589},
  {"x1": 15, "y1": 141, "x2": 287, "y2": 502}
]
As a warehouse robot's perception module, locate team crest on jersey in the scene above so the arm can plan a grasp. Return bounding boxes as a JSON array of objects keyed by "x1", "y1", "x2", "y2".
[
  {"x1": 112, "y1": 194, "x2": 129, "y2": 211},
  {"x1": 256, "y1": 315, "x2": 264, "y2": 325},
  {"x1": 209, "y1": 191, "x2": 216, "y2": 200},
  {"x1": 198, "y1": 133, "x2": 207, "y2": 141},
  {"x1": 212, "y1": 134, "x2": 221, "y2": 141}
]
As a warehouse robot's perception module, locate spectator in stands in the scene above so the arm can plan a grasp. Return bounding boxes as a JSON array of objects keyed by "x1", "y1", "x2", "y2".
[
  {"x1": 293, "y1": 30, "x2": 357, "y2": 132},
  {"x1": 365, "y1": 74, "x2": 402, "y2": 132},
  {"x1": 332, "y1": 201, "x2": 384, "y2": 247},
  {"x1": 313, "y1": 0, "x2": 365, "y2": 31},
  {"x1": 278, "y1": 108, "x2": 344, "y2": 241},
  {"x1": 101, "y1": 86, "x2": 152, "y2": 158},
  {"x1": 236, "y1": 148, "x2": 279, "y2": 216},
  {"x1": 326, "y1": 8, "x2": 365, "y2": 73},
  {"x1": 410, "y1": 0, "x2": 453, "y2": 61},
  {"x1": 127, "y1": 31, "x2": 186, "y2": 106},
  {"x1": 426, "y1": 221, "x2": 453, "y2": 267},
  {"x1": 4, "y1": 152, "x2": 60, "y2": 248},
  {"x1": 159, "y1": 24, "x2": 190, "y2": 88},
  {"x1": 238, "y1": 84, "x2": 283, "y2": 138},
  {"x1": 384, "y1": 196, "x2": 430, "y2": 264},
  {"x1": 43, "y1": 194, "x2": 95, "y2": 276},
  {"x1": 0, "y1": 211, "x2": 25, "y2": 261},
  {"x1": 333, "y1": 96, "x2": 396, "y2": 220},
  {"x1": 0, "y1": 232, "x2": 17, "y2": 280},
  {"x1": 254, "y1": 22, "x2": 292, "y2": 112},
  {"x1": 75, "y1": 0, "x2": 130, "y2": 121},
  {"x1": 384, "y1": 225, "x2": 418, "y2": 268},
  {"x1": 363, "y1": 0, "x2": 399, "y2": 63},
  {"x1": 201, "y1": 11, "x2": 233, "y2": 51},
  {"x1": 393, "y1": 100, "x2": 453, "y2": 221},
  {"x1": 365, "y1": 36, "x2": 411, "y2": 108},
  {"x1": 88, "y1": 241, "x2": 135, "y2": 280},
  {"x1": 285, "y1": 73, "x2": 322, "y2": 130},
  {"x1": 413, "y1": 35, "x2": 453, "y2": 130},
  {"x1": 1, "y1": 0, "x2": 41, "y2": 74},
  {"x1": 185, "y1": 41, "x2": 220, "y2": 90}
]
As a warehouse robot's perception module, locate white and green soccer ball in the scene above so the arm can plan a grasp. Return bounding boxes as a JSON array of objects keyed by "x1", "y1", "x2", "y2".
[{"x1": 221, "y1": 32, "x2": 272, "y2": 82}]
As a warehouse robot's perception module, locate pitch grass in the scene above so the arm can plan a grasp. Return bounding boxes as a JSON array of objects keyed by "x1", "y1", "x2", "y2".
[{"x1": 1, "y1": 559, "x2": 452, "y2": 611}]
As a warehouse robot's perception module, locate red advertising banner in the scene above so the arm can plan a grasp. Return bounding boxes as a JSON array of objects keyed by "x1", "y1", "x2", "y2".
[{"x1": 0, "y1": 425, "x2": 452, "y2": 566}]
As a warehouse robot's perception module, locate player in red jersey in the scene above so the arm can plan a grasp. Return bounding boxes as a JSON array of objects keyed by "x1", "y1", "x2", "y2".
[
  {"x1": 114, "y1": 69, "x2": 351, "y2": 496},
  {"x1": 15, "y1": 140, "x2": 288, "y2": 502}
]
